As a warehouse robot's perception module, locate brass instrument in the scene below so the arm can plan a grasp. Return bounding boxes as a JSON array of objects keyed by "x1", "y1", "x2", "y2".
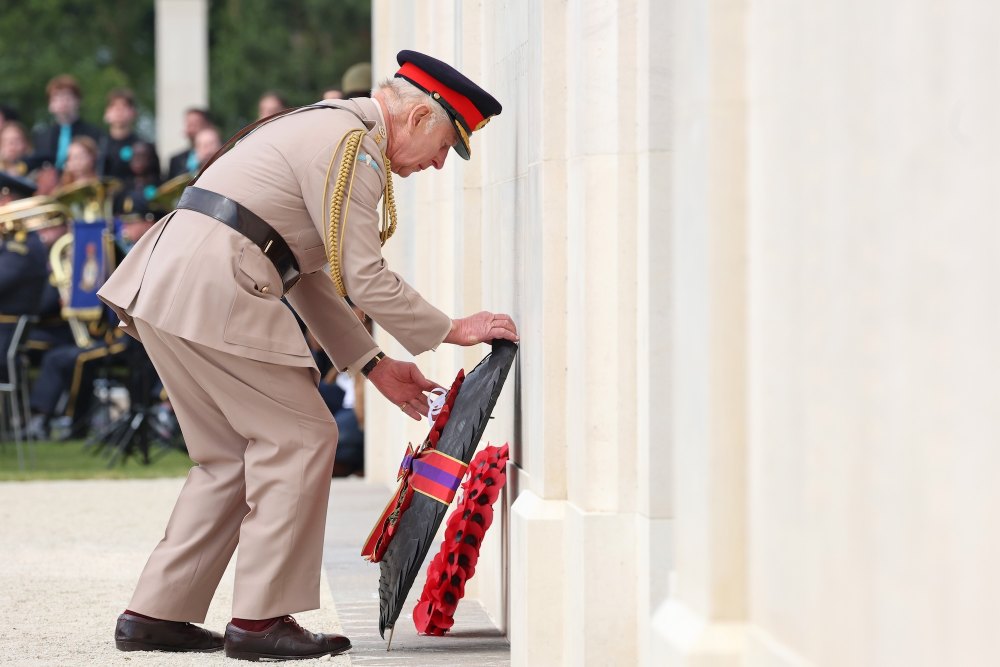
[
  {"x1": 2, "y1": 180, "x2": 120, "y2": 349},
  {"x1": 49, "y1": 234, "x2": 95, "y2": 348},
  {"x1": 51, "y1": 177, "x2": 122, "y2": 222},
  {"x1": 0, "y1": 195, "x2": 70, "y2": 237},
  {"x1": 47, "y1": 179, "x2": 120, "y2": 348},
  {"x1": 147, "y1": 172, "x2": 193, "y2": 212}
]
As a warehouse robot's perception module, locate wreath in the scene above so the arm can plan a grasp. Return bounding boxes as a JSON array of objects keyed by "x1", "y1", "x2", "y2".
[{"x1": 412, "y1": 443, "x2": 510, "y2": 635}]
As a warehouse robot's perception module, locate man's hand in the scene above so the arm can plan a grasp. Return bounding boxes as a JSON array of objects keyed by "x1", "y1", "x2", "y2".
[
  {"x1": 444, "y1": 311, "x2": 519, "y2": 346},
  {"x1": 367, "y1": 356, "x2": 442, "y2": 421}
]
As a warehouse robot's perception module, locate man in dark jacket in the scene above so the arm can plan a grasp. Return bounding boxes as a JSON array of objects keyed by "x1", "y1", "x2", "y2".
[
  {"x1": 99, "y1": 89, "x2": 159, "y2": 181},
  {"x1": 31, "y1": 75, "x2": 102, "y2": 171},
  {"x1": 165, "y1": 108, "x2": 212, "y2": 180}
]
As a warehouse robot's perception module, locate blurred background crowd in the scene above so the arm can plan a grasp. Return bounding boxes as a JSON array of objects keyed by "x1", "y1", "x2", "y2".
[{"x1": 0, "y1": 0, "x2": 374, "y2": 474}]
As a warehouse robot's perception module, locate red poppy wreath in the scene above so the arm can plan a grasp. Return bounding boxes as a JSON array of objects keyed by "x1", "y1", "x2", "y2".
[{"x1": 412, "y1": 443, "x2": 510, "y2": 635}]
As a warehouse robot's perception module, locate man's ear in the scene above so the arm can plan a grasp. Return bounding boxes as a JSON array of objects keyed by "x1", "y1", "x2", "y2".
[{"x1": 407, "y1": 104, "x2": 431, "y2": 130}]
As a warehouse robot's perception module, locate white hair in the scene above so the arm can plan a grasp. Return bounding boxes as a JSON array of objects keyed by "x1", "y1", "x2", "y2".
[{"x1": 375, "y1": 77, "x2": 450, "y2": 133}]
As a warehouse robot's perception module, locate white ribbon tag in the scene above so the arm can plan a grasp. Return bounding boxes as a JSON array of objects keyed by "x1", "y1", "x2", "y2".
[{"x1": 426, "y1": 387, "x2": 447, "y2": 421}]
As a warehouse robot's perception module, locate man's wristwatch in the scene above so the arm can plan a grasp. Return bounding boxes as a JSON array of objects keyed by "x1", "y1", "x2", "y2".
[{"x1": 360, "y1": 351, "x2": 386, "y2": 378}]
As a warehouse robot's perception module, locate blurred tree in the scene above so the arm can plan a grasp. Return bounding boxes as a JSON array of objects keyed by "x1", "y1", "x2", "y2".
[
  {"x1": 0, "y1": 0, "x2": 371, "y2": 139},
  {"x1": 209, "y1": 0, "x2": 371, "y2": 135},
  {"x1": 0, "y1": 0, "x2": 156, "y2": 132}
]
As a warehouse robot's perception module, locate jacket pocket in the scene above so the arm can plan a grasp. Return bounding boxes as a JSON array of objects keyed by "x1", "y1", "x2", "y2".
[{"x1": 222, "y1": 247, "x2": 310, "y2": 356}]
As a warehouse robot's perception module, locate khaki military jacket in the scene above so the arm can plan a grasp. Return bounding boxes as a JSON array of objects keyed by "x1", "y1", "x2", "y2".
[{"x1": 98, "y1": 98, "x2": 452, "y2": 378}]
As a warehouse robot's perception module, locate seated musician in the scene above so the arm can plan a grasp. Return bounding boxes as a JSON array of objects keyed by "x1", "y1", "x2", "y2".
[
  {"x1": 0, "y1": 122, "x2": 57, "y2": 194},
  {"x1": 0, "y1": 173, "x2": 48, "y2": 385},
  {"x1": 26, "y1": 186, "x2": 162, "y2": 440},
  {"x1": 24, "y1": 220, "x2": 74, "y2": 355}
]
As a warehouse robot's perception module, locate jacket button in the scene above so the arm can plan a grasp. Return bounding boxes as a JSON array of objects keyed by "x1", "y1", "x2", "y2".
[{"x1": 260, "y1": 285, "x2": 269, "y2": 294}]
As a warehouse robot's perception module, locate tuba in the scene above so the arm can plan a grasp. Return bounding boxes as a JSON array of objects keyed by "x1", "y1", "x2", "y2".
[
  {"x1": 0, "y1": 195, "x2": 70, "y2": 238},
  {"x1": 49, "y1": 234, "x2": 96, "y2": 348},
  {"x1": 46, "y1": 178, "x2": 122, "y2": 348}
]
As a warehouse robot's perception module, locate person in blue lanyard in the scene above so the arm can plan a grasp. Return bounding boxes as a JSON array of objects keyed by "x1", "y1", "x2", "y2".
[{"x1": 30, "y1": 75, "x2": 102, "y2": 173}]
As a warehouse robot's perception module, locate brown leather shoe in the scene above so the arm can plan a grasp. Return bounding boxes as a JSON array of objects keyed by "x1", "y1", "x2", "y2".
[
  {"x1": 115, "y1": 612, "x2": 223, "y2": 652},
  {"x1": 224, "y1": 615, "x2": 352, "y2": 661}
]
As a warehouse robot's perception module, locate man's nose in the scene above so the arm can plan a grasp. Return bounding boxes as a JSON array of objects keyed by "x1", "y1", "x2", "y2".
[{"x1": 433, "y1": 149, "x2": 448, "y2": 170}]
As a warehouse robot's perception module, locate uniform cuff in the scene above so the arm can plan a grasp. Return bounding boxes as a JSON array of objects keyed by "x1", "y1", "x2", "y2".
[
  {"x1": 345, "y1": 346, "x2": 381, "y2": 377},
  {"x1": 422, "y1": 314, "x2": 454, "y2": 353}
]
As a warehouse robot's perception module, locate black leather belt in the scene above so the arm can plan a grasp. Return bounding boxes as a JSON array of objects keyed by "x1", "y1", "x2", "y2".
[{"x1": 177, "y1": 186, "x2": 301, "y2": 293}]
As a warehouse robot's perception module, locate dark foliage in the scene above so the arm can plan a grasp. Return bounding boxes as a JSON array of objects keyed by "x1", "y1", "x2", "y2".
[{"x1": 0, "y1": 0, "x2": 370, "y2": 137}]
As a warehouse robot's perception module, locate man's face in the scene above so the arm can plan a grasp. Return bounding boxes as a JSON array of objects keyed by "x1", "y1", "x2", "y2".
[
  {"x1": 258, "y1": 95, "x2": 284, "y2": 120},
  {"x1": 390, "y1": 105, "x2": 457, "y2": 178},
  {"x1": 193, "y1": 128, "x2": 222, "y2": 165},
  {"x1": 48, "y1": 90, "x2": 80, "y2": 123},
  {"x1": 104, "y1": 98, "x2": 136, "y2": 128},
  {"x1": 0, "y1": 126, "x2": 28, "y2": 163},
  {"x1": 184, "y1": 112, "x2": 210, "y2": 142}
]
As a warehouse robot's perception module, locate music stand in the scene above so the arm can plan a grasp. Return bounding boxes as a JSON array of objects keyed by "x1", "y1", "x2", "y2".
[
  {"x1": 82, "y1": 224, "x2": 183, "y2": 466},
  {"x1": 85, "y1": 337, "x2": 181, "y2": 466}
]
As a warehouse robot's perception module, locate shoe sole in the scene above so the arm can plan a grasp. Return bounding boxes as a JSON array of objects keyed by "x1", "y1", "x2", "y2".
[
  {"x1": 225, "y1": 643, "x2": 352, "y2": 661},
  {"x1": 116, "y1": 640, "x2": 224, "y2": 653}
]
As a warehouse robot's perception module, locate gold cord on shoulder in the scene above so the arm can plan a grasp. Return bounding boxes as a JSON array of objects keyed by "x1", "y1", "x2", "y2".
[
  {"x1": 322, "y1": 129, "x2": 399, "y2": 297},
  {"x1": 381, "y1": 157, "x2": 397, "y2": 245},
  {"x1": 325, "y1": 129, "x2": 364, "y2": 297}
]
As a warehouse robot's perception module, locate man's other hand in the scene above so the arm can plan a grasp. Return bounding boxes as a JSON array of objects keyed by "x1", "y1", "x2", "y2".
[
  {"x1": 444, "y1": 311, "x2": 519, "y2": 346},
  {"x1": 367, "y1": 357, "x2": 442, "y2": 421}
]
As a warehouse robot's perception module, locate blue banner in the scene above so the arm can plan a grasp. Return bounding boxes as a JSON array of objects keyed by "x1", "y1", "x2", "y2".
[{"x1": 65, "y1": 220, "x2": 110, "y2": 319}]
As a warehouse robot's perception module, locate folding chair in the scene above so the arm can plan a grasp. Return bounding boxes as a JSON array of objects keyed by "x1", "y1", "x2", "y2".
[{"x1": 0, "y1": 315, "x2": 38, "y2": 469}]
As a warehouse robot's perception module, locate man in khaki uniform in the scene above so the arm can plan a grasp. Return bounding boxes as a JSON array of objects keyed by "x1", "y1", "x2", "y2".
[{"x1": 102, "y1": 51, "x2": 518, "y2": 661}]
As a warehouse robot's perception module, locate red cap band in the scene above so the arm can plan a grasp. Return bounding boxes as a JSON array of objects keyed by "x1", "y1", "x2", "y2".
[{"x1": 396, "y1": 62, "x2": 486, "y2": 132}]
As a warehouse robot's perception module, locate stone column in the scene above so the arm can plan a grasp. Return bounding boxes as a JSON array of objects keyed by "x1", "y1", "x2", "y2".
[
  {"x1": 507, "y1": 0, "x2": 573, "y2": 661},
  {"x1": 635, "y1": 0, "x2": 675, "y2": 662},
  {"x1": 651, "y1": 0, "x2": 750, "y2": 664},
  {"x1": 559, "y1": 0, "x2": 641, "y2": 664},
  {"x1": 154, "y1": 0, "x2": 209, "y2": 163}
]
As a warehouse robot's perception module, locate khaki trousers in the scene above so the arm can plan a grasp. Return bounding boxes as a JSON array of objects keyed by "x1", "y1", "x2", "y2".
[{"x1": 128, "y1": 319, "x2": 338, "y2": 621}]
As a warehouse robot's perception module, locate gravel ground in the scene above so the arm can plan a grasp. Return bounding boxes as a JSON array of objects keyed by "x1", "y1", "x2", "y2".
[{"x1": 0, "y1": 478, "x2": 350, "y2": 666}]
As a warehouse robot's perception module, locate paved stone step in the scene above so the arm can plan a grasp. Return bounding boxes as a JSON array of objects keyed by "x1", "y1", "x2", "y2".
[{"x1": 324, "y1": 479, "x2": 510, "y2": 666}]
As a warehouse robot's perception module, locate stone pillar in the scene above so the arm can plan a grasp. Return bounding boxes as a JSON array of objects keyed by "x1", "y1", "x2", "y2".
[
  {"x1": 506, "y1": 0, "x2": 573, "y2": 659},
  {"x1": 559, "y1": 1, "x2": 641, "y2": 664},
  {"x1": 154, "y1": 0, "x2": 209, "y2": 163},
  {"x1": 635, "y1": 0, "x2": 675, "y2": 662},
  {"x1": 651, "y1": 0, "x2": 750, "y2": 663}
]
